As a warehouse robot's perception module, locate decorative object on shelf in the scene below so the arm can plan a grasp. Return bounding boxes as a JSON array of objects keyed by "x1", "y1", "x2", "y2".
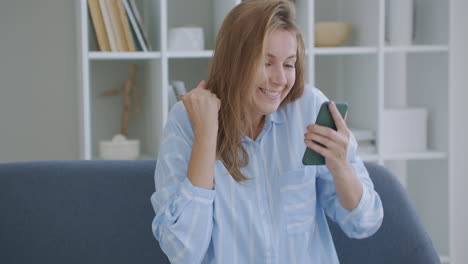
[
  {"x1": 99, "y1": 134, "x2": 140, "y2": 159},
  {"x1": 385, "y1": 0, "x2": 414, "y2": 45},
  {"x1": 168, "y1": 84, "x2": 177, "y2": 111},
  {"x1": 171, "y1": 80, "x2": 187, "y2": 100},
  {"x1": 314, "y1": 22, "x2": 352, "y2": 47},
  {"x1": 168, "y1": 26, "x2": 204, "y2": 51},
  {"x1": 381, "y1": 108, "x2": 428, "y2": 154},
  {"x1": 168, "y1": 80, "x2": 187, "y2": 110},
  {"x1": 99, "y1": 64, "x2": 142, "y2": 158},
  {"x1": 350, "y1": 128, "x2": 377, "y2": 155}
]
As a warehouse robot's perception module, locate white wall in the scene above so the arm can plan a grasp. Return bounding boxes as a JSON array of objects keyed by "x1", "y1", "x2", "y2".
[
  {"x1": 450, "y1": 0, "x2": 468, "y2": 263},
  {"x1": 0, "y1": 0, "x2": 79, "y2": 162}
]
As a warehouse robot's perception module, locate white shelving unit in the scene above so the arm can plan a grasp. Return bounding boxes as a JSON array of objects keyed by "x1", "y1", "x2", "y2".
[{"x1": 77, "y1": 0, "x2": 452, "y2": 262}]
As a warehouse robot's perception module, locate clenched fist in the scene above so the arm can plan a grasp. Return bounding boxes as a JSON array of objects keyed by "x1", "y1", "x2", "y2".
[{"x1": 182, "y1": 80, "x2": 221, "y2": 139}]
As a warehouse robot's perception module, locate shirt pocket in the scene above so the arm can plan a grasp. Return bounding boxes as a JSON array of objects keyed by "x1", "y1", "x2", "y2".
[{"x1": 280, "y1": 168, "x2": 317, "y2": 235}]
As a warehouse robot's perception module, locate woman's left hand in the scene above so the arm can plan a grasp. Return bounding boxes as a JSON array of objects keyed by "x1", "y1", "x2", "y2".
[{"x1": 304, "y1": 101, "x2": 351, "y2": 174}]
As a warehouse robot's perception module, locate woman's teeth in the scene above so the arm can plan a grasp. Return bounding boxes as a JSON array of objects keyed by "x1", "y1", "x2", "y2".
[{"x1": 260, "y1": 88, "x2": 281, "y2": 97}]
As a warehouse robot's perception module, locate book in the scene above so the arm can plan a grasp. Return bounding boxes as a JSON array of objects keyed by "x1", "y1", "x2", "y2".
[
  {"x1": 129, "y1": 0, "x2": 152, "y2": 51},
  {"x1": 115, "y1": 0, "x2": 136, "y2": 51},
  {"x1": 168, "y1": 85, "x2": 178, "y2": 111},
  {"x1": 171, "y1": 80, "x2": 187, "y2": 100},
  {"x1": 122, "y1": 0, "x2": 147, "y2": 52},
  {"x1": 88, "y1": 0, "x2": 111, "y2": 51},
  {"x1": 98, "y1": 0, "x2": 118, "y2": 51},
  {"x1": 350, "y1": 128, "x2": 376, "y2": 141},
  {"x1": 107, "y1": 0, "x2": 128, "y2": 51}
]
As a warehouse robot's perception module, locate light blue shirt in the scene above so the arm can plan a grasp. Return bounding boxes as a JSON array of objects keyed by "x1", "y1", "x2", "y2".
[{"x1": 151, "y1": 85, "x2": 383, "y2": 264}]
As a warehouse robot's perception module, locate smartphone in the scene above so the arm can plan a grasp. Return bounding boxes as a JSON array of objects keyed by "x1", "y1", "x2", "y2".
[{"x1": 302, "y1": 101, "x2": 349, "y2": 165}]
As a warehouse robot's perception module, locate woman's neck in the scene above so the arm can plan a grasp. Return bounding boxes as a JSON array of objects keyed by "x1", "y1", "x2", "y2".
[{"x1": 246, "y1": 115, "x2": 265, "y2": 141}]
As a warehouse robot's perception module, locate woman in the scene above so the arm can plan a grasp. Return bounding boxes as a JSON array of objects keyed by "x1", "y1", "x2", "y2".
[{"x1": 151, "y1": 0, "x2": 383, "y2": 263}]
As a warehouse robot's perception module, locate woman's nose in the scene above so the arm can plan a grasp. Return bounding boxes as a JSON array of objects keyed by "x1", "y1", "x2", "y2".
[{"x1": 270, "y1": 65, "x2": 287, "y2": 86}]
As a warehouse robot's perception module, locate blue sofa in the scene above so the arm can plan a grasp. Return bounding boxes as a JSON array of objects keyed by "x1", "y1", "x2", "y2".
[{"x1": 0, "y1": 160, "x2": 440, "y2": 263}]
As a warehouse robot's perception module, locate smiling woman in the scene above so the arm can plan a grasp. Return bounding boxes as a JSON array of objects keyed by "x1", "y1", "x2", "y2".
[
  {"x1": 207, "y1": 0, "x2": 306, "y2": 182},
  {"x1": 150, "y1": 1, "x2": 383, "y2": 263},
  {"x1": 252, "y1": 30, "x2": 297, "y2": 134}
]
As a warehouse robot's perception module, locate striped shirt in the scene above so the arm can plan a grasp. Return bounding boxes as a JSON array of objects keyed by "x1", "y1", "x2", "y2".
[{"x1": 151, "y1": 85, "x2": 383, "y2": 264}]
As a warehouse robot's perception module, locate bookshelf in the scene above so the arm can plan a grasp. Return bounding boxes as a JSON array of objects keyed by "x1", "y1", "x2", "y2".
[{"x1": 77, "y1": 0, "x2": 453, "y2": 262}]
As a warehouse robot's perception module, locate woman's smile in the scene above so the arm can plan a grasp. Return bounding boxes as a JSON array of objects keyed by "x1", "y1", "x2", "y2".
[{"x1": 258, "y1": 87, "x2": 282, "y2": 99}]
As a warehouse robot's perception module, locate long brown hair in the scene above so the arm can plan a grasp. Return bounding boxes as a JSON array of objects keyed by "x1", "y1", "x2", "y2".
[{"x1": 206, "y1": 0, "x2": 305, "y2": 182}]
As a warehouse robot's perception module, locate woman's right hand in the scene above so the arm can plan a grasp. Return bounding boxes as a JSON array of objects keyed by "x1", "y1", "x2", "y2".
[{"x1": 182, "y1": 80, "x2": 221, "y2": 138}]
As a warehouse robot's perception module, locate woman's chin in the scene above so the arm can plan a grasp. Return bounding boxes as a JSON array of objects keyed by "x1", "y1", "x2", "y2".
[{"x1": 256, "y1": 104, "x2": 280, "y2": 116}]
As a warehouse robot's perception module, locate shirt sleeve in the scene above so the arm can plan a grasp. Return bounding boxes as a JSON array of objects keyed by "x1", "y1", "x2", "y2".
[
  {"x1": 308, "y1": 86, "x2": 384, "y2": 239},
  {"x1": 316, "y1": 134, "x2": 384, "y2": 239},
  {"x1": 151, "y1": 102, "x2": 215, "y2": 264}
]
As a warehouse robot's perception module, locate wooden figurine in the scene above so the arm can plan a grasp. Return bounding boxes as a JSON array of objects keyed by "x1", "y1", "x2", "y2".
[{"x1": 99, "y1": 64, "x2": 142, "y2": 137}]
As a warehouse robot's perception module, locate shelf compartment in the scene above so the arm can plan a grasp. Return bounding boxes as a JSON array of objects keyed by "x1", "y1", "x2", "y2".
[
  {"x1": 384, "y1": 52, "x2": 449, "y2": 154},
  {"x1": 89, "y1": 52, "x2": 161, "y2": 60},
  {"x1": 168, "y1": 58, "x2": 210, "y2": 94},
  {"x1": 384, "y1": 0, "x2": 448, "y2": 46},
  {"x1": 315, "y1": 54, "x2": 379, "y2": 140},
  {"x1": 87, "y1": 0, "x2": 160, "y2": 52},
  {"x1": 294, "y1": 0, "x2": 312, "y2": 46},
  {"x1": 406, "y1": 53, "x2": 449, "y2": 152},
  {"x1": 89, "y1": 60, "x2": 162, "y2": 160},
  {"x1": 314, "y1": 0, "x2": 379, "y2": 47},
  {"x1": 167, "y1": 0, "x2": 217, "y2": 51}
]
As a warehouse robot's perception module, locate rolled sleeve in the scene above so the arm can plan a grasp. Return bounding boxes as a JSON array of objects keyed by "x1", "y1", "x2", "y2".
[
  {"x1": 333, "y1": 180, "x2": 370, "y2": 224},
  {"x1": 181, "y1": 177, "x2": 215, "y2": 204},
  {"x1": 150, "y1": 102, "x2": 215, "y2": 263},
  {"x1": 317, "y1": 132, "x2": 383, "y2": 239}
]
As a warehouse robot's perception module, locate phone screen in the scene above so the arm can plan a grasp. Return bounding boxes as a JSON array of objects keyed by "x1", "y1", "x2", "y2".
[{"x1": 302, "y1": 101, "x2": 348, "y2": 165}]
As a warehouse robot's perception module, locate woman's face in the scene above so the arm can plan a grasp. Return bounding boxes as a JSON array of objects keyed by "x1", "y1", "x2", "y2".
[{"x1": 250, "y1": 29, "x2": 297, "y2": 117}]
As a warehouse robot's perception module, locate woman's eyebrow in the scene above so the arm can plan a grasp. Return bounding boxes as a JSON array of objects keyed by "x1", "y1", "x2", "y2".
[{"x1": 267, "y1": 53, "x2": 297, "y2": 59}]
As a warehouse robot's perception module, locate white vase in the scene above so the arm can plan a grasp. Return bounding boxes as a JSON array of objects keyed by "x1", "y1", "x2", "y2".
[
  {"x1": 168, "y1": 27, "x2": 204, "y2": 51},
  {"x1": 99, "y1": 134, "x2": 140, "y2": 160},
  {"x1": 385, "y1": 0, "x2": 414, "y2": 45}
]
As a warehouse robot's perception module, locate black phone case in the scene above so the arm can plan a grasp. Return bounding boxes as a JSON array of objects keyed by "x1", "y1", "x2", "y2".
[{"x1": 302, "y1": 101, "x2": 348, "y2": 165}]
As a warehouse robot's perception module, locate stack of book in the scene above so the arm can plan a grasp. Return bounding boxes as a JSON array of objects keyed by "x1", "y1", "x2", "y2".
[
  {"x1": 88, "y1": 0, "x2": 152, "y2": 52},
  {"x1": 350, "y1": 128, "x2": 377, "y2": 155},
  {"x1": 168, "y1": 80, "x2": 188, "y2": 111}
]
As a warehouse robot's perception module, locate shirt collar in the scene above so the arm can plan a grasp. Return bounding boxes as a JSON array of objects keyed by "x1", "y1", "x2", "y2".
[
  {"x1": 266, "y1": 108, "x2": 285, "y2": 124},
  {"x1": 241, "y1": 109, "x2": 285, "y2": 143}
]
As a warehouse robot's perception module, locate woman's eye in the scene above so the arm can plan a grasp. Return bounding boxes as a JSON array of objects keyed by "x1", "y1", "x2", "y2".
[
  {"x1": 265, "y1": 62, "x2": 272, "y2": 67},
  {"x1": 285, "y1": 64, "x2": 295, "y2": 68}
]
